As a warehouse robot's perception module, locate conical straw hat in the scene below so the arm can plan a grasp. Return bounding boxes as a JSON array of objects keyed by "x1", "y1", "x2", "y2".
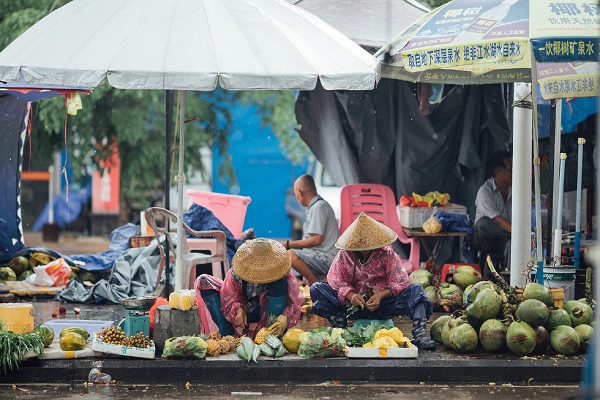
[
  {"x1": 232, "y1": 238, "x2": 291, "y2": 284},
  {"x1": 335, "y1": 213, "x2": 397, "y2": 251}
]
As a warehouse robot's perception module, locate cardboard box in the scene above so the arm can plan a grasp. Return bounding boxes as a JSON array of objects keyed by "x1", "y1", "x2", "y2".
[
  {"x1": 344, "y1": 344, "x2": 418, "y2": 359},
  {"x1": 91, "y1": 333, "x2": 156, "y2": 359},
  {"x1": 397, "y1": 204, "x2": 467, "y2": 229}
]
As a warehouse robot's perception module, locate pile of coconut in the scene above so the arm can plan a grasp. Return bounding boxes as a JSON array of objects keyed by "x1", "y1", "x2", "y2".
[{"x1": 409, "y1": 266, "x2": 594, "y2": 356}]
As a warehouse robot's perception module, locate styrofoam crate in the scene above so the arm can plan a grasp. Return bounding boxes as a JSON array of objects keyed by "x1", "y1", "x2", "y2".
[
  {"x1": 91, "y1": 333, "x2": 155, "y2": 359},
  {"x1": 397, "y1": 204, "x2": 467, "y2": 229},
  {"x1": 344, "y1": 344, "x2": 418, "y2": 359},
  {"x1": 44, "y1": 319, "x2": 114, "y2": 341}
]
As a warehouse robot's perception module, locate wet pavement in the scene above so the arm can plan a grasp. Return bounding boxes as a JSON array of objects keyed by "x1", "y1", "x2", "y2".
[{"x1": 0, "y1": 383, "x2": 585, "y2": 400}]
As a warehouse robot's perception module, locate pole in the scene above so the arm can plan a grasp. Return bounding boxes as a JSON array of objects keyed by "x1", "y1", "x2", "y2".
[
  {"x1": 48, "y1": 165, "x2": 54, "y2": 225},
  {"x1": 511, "y1": 82, "x2": 532, "y2": 288},
  {"x1": 552, "y1": 153, "x2": 567, "y2": 267},
  {"x1": 530, "y1": 52, "x2": 544, "y2": 284},
  {"x1": 175, "y1": 91, "x2": 186, "y2": 292},
  {"x1": 574, "y1": 138, "x2": 585, "y2": 269},
  {"x1": 164, "y1": 90, "x2": 174, "y2": 294}
]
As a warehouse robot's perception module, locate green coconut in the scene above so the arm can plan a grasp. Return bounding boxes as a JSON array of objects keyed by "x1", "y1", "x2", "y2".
[
  {"x1": 8, "y1": 256, "x2": 29, "y2": 276},
  {"x1": 478, "y1": 319, "x2": 507, "y2": 352},
  {"x1": 522, "y1": 282, "x2": 554, "y2": 307},
  {"x1": 424, "y1": 285, "x2": 437, "y2": 305},
  {"x1": 534, "y1": 326, "x2": 550, "y2": 354},
  {"x1": 515, "y1": 299, "x2": 549, "y2": 328},
  {"x1": 467, "y1": 281, "x2": 494, "y2": 303},
  {"x1": 565, "y1": 300, "x2": 593, "y2": 327},
  {"x1": 506, "y1": 321, "x2": 537, "y2": 356},
  {"x1": 573, "y1": 324, "x2": 594, "y2": 352},
  {"x1": 441, "y1": 317, "x2": 467, "y2": 348},
  {"x1": 409, "y1": 270, "x2": 432, "y2": 288},
  {"x1": 550, "y1": 325, "x2": 580, "y2": 355},
  {"x1": 465, "y1": 287, "x2": 502, "y2": 322},
  {"x1": 78, "y1": 270, "x2": 98, "y2": 284},
  {"x1": 448, "y1": 323, "x2": 478, "y2": 353},
  {"x1": 545, "y1": 308, "x2": 572, "y2": 332},
  {"x1": 430, "y1": 315, "x2": 452, "y2": 343},
  {"x1": 452, "y1": 265, "x2": 482, "y2": 289},
  {"x1": 440, "y1": 284, "x2": 462, "y2": 302}
]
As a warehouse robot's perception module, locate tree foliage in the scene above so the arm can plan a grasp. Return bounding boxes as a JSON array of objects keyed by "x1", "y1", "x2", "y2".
[{"x1": 1, "y1": 0, "x2": 302, "y2": 219}]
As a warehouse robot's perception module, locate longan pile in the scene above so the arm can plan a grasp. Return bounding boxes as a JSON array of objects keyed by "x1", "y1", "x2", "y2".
[{"x1": 97, "y1": 326, "x2": 153, "y2": 348}]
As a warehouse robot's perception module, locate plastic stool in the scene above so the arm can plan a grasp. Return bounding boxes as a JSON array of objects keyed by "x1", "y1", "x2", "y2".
[{"x1": 441, "y1": 263, "x2": 481, "y2": 283}]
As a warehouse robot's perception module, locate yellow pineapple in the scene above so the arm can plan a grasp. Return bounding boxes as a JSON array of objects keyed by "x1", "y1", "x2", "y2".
[
  {"x1": 208, "y1": 331, "x2": 222, "y2": 341},
  {"x1": 255, "y1": 314, "x2": 277, "y2": 344},
  {"x1": 217, "y1": 338, "x2": 230, "y2": 353},
  {"x1": 206, "y1": 339, "x2": 222, "y2": 356},
  {"x1": 223, "y1": 335, "x2": 237, "y2": 351}
]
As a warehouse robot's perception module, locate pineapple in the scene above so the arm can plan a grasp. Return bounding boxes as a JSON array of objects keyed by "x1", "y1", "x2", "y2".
[
  {"x1": 208, "y1": 331, "x2": 222, "y2": 341},
  {"x1": 255, "y1": 314, "x2": 277, "y2": 344},
  {"x1": 206, "y1": 339, "x2": 222, "y2": 356},
  {"x1": 223, "y1": 335, "x2": 237, "y2": 350},
  {"x1": 217, "y1": 339, "x2": 230, "y2": 353}
]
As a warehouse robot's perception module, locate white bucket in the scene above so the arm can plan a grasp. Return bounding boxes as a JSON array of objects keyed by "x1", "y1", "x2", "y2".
[{"x1": 543, "y1": 266, "x2": 576, "y2": 302}]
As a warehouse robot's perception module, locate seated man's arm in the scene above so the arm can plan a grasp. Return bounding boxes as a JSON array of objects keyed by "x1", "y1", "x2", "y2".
[
  {"x1": 289, "y1": 233, "x2": 323, "y2": 249},
  {"x1": 492, "y1": 216, "x2": 511, "y2": 232}
]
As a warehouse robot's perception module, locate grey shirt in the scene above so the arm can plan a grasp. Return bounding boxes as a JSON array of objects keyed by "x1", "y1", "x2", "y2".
[
  {"x1": 474, "y1": 177, "x2": 512, "y2": 223},
  {"x1": 303, "y1": 195, "x2": 339, "y2": 257}
]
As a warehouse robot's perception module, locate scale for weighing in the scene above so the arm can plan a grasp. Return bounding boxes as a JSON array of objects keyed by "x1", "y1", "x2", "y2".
[{"x1": 117, "y1": 296, "x2": 156, "y2": 337}]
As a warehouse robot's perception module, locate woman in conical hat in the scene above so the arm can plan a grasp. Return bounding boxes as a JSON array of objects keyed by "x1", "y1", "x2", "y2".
[
  {"x1": 309, "y1": 213, "x2": 437, "y2": 350},
  {"x1": 196, "y1": 238, "x2": 303, "y2": 339}
]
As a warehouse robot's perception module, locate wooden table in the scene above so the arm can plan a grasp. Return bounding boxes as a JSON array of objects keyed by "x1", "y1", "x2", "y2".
[{"x1": 402, "y1": 228, "x2": 469, "y2": 272}]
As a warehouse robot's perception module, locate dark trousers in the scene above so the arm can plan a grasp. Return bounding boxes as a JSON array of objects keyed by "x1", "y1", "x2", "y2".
[
  {"x1": 200, "y1": 277, "x2": 287, "y2": 323},
  {"x1": 310, "y1": 282, "x2": 433, "y2": 321},
  {"x1": 474, "y1": 217, "x2": 510, "y2": 253}
]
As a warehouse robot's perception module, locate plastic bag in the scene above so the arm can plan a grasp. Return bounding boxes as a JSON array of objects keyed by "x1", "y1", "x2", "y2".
[
  {"x1": 422, "y1": 215, "x2": 442, "y2": 233},
  {"x1": 434, "y1": 212, "x2": 472, "y2": 233},
  {"x1": 26, "y1": 257, "x2": 71, "y2": 286},
  {"x1": 297, "y1": 327, "x2": 346, "y2": 358},
  {"x1": 162, "y1": 336, "x2": 208, "y2": 359}
]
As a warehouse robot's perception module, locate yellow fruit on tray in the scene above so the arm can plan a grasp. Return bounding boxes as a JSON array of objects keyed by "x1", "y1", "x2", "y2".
[
  {"x1": 178, "y1": 294, "x2": 194, "y2": 311},
  {"x1": 59, "y1": 332, "x2": 87, "y2": 351},
  {"x1": 372, "y1": 336, "x2": 399, "y2": 349},
  {"x1": 168, "y1": 292, "x2": 180, "y2": 309},
  {"x1": 59, "y1": 327, "x2": 90, "y2": 341},
  {"x1": 282, "y1": 327, "x2": 305, "y2": 354},
  {"x1": 254, "y1": 327, "x2": 269, "y2": 345},
  {"x1": 206, "y1": 339, "x2": 222, "y2": 356}
]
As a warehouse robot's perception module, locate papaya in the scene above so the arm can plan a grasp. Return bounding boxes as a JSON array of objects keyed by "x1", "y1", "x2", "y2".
[
  {"x1": 33, "y1": 324, "x2": 55, "y2": 347},
  {"x1": 60, "y1": 327, "x2": 90, "y2": 341},
  {"x1": 59, "y1": 332, "x2": 87, "y2": 351}
]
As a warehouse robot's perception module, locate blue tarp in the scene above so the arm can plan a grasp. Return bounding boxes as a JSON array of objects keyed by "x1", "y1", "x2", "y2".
[{"x1": 32, "y1": 188, "x2": 90, "y2": 232}]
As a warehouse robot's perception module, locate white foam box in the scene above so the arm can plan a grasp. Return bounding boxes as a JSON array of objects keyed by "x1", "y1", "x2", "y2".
[
  {"x1": 397, "y1": 203, "x2": 467, "y2": 229},
  {"x1": 44, "y1": 319, "x2": 114, "y2": 341},
  {"x1": 344, "y1": 344, "x2": 418, "y2": 359},
  {"x1": 91, "y1": 333, "x2": 156, "y2": 359}
]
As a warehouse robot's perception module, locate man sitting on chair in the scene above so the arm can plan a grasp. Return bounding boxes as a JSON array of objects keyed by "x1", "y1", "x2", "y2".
[
  {"x1": 309, "y1": 213, "x2": 437, "y2": 350},
  {"x1": 282, "y1": 174, "x2": 339, "y2": 285}
]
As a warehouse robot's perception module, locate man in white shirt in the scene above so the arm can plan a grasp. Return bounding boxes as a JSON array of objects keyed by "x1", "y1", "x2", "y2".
[
  {"x1": 474, "y1": 151, "x2": 512, "y2": 270},
  {"x1": 282, "y1": 174, "x2": 339, "y2": 285}
]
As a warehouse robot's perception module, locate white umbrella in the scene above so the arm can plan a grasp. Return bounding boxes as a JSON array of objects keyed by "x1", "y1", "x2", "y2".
[{"x1": 0, "y1": 0, "x2": 379, "y2": 291}]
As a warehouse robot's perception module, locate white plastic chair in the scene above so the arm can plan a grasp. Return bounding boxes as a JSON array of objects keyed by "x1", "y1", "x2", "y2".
[{"x1": 145, "y1": 207, "x2": 230, "y2": 289}]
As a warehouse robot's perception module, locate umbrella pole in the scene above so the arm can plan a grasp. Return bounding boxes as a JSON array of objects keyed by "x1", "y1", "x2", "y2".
[
  {"x1": 573, "y1": 138, "x2": 585, "y2": 269},
  {"x1": 530, "y1": 53, "x2": 544, "y2": 284},
  {"x1": 175, "y1": 91, "x2": 186, "y2": 292},
  {"x1": 164, "y1": 90, "x2": 174, "y2": 295}
]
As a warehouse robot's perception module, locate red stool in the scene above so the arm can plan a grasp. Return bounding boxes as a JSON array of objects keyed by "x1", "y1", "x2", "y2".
[{"x1": 441, "y1": 263, "x2": 481, "y2": 283}]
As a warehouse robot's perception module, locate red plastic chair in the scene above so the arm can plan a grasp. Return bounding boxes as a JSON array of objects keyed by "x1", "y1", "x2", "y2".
[{"x1": 339, "y1": 184, "x2": 420, "y2": 273}]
